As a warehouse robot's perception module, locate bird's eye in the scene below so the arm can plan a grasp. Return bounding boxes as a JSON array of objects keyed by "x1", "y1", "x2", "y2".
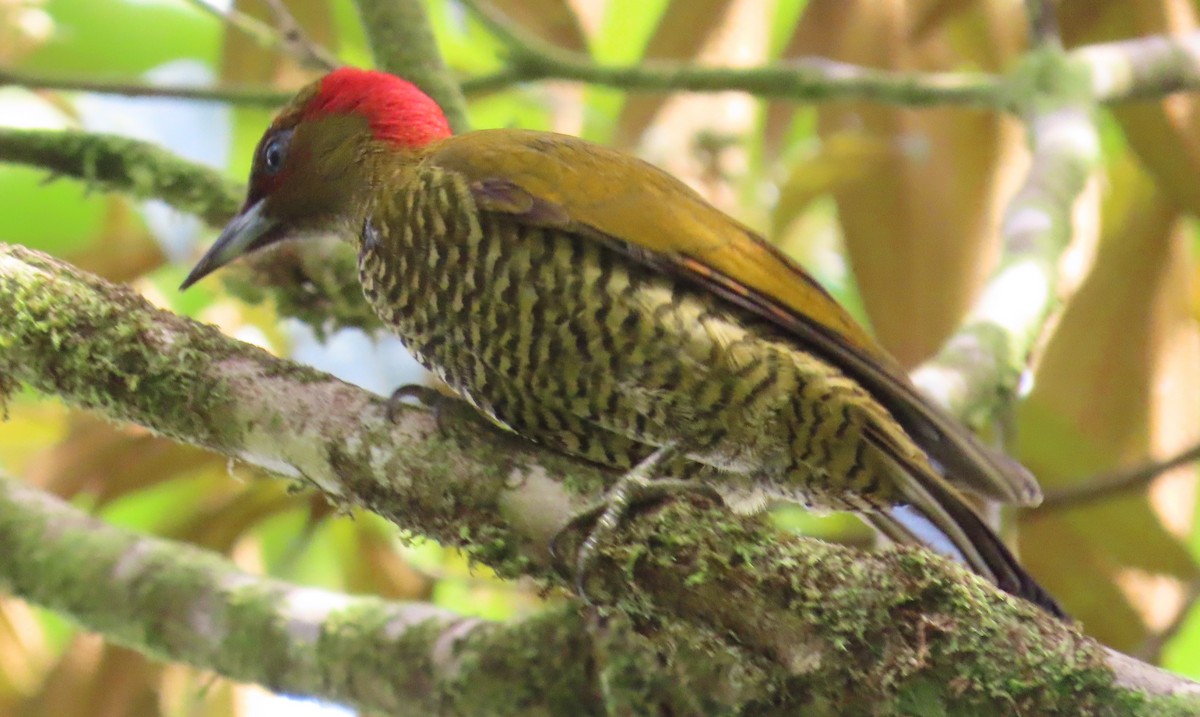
[{"x1": 261, "y1": 130, "x2": 293, "y2": 175}]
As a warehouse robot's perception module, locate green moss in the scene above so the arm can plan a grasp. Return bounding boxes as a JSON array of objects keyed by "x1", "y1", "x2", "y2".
[
  {"x1": 321, "y1": 405, "x2": 535, "y2": 580},
  {"x1": 0, "y1": 129, "x2": 241, "y2": 226},
  {"x1": 1006, "y1": 46, "x2": 1095, "y2": 115},
  {"x1": 586, "y1": 497, "x2": 1186, "y2": 715},
  {"x1": 0, "y1": 245, "x2": 329, "y2": 452},
  {"x1": 443, "y1": 607, "x2": 601, "y2": 716},
  {"x1": 320, "y1": 601, "x2": 447, "y2": 709},
  {"x1": 2, "y1": 249, "x2": 225, "y2": 446}
]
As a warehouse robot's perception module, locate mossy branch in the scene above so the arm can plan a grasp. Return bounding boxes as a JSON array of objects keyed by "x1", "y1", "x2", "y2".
[
  {"x1": 460, "y1": 0, "x2": 1200, "y2": 111},
  {"x1": 0, "y1": 128, "x2": 242, "y2": 226},
  {"x1": 0, "y1": 128, "x2": 378, "y2": 332},
  {"x1": 3, "y1": 242, "x2": 1200, "y2": 713},
  {"x1": 461, "y1": 0, "x2": 1009, "y2": 110},
  {"x1": 0, "y1": 474, "x2": 607, "y2": 717},
  {"x1": 913, "y1": 45, "x2": 1100, "y2": 433}
]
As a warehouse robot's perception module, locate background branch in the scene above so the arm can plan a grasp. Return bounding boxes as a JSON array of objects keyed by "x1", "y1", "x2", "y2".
[
  {"x1": 1077, "y1": 34, "x2": 1200, "y2": 103},
  {"x1": 1025, "y1": 0, "x2": 1062, "y2": 48},
  {"x1": 461, "y1": 0, "x2": 1010, "y2": 110},
  {"x1": 914, "y1": 101, "x2": 1096, "y2": 426},
  {"x1": 1040, "y1": 440, "x2": 1200, "y2": 510},
  {"x1": 6, "y1": 23, "x2": 1197, "y2": 114},
  {"x1": 0, "y1": 69, "x2": 293, "y2": 106},
  {"x1": 0, "y1": 128, "x2": 242, "y2": 225},
  {"x1": 0, "y1": 128, "x2": 378, "y2": 331},
  {"x1": 459, "y1": 1, "x2": 1200, "y2": 111},
  {"x1": 0, "y1": 474, "x2": 609, "y2": 717},
  {"x1": 912, "y1": 30, "x2": 1098, "y2": 434}
]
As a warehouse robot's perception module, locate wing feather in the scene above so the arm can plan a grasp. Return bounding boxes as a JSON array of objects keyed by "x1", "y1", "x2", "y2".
[{"x1": 427, "y1": 129, "x2": 1042, "y2": 506}]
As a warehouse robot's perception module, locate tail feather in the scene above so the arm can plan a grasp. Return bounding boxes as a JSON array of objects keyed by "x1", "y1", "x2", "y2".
[
  {"x1": 867, "y1": 502, "x2": 1064, "y2": 619},
  {"x1": 865, "y1": 430, "x2": 1066, "y2": 618}
]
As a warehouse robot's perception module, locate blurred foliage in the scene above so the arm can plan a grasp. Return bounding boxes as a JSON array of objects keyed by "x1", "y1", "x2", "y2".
[{"x1": 2, "y1": 0, "x2": 1200, "y2": 715}]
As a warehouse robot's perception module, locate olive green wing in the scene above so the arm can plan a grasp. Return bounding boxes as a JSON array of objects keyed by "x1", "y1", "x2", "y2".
[{"x1": 428, "y1": 129, "x2": 1042, "y2": 506}]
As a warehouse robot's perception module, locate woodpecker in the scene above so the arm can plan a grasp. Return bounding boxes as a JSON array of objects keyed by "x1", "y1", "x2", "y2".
[{"x1": 181, "y1": 67, "x2": 1063, "y2": 617}]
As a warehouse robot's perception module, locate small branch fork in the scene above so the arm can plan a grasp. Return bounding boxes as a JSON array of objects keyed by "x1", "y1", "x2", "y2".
[
  {"x1": 260, "y1": 0, "x2": 340, "y2": 71},
  {"x1": 182, "y1": 0, "x2": 339, "y2": 71},
  {"x1": 1026, "y1": 0, "x2": 1063, "y2": 49},
  {"x1": 4, "y1": 9, "x2": 1199, "y2": 111},
  {"x1": 1039, "y1": 440, "x2": 1200, "y2": 511}
]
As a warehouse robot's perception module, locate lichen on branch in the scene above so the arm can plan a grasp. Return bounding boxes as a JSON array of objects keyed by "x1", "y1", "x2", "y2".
[
  {"x1": 0, "y1": 128, "x2": 242, "y2": 225},
  {"x1": 0, "y1": 128, "x2": 377, "y2": 332},
  {"x1": 0, "y1": 474, "x2": 608, "y2": 716},
  {"x1": 2, "y1": 243, "x2": 1198, "y2": 713}
]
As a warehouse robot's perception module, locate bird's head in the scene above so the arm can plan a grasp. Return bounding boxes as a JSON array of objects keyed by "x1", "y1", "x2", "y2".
[{"x1": 180, "y1": 67, "x2": 452, "y2": 289}]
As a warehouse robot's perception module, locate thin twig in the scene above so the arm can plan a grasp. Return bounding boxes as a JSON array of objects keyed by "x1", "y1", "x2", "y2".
[
  {"x1": 182, "y1": 0, "x2": 285, "y2": 52},
  {"x1": 184, "y1": 0, "x2": 338, "y2": 71},
  {"x1": 1026, "y1": 0, "x2": 1062, "y2": 49},
  {"x1": 456, "y1": 0, "x2": 1200, "y2": 111},
  {"x1": 262, "y1": 0, "x2": 341, "y2": 71},
  {"x1": 459, "y1": 67, "x2": 528, "y2": 98},
  {"x1": 10, "y1": 33, "x2": 1200, "y2": 116},
  {"x1": 0, "y1": 68, "x2": 293, "y2": 107},
  {"x1": 1039, "y1": 441, "x2": 1200, "y2": 511},
  {"x1": 459, "y1": 0, "x2": 1010, "y2": 110}
]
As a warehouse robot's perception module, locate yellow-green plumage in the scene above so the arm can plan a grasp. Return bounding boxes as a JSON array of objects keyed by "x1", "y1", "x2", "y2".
[
  {"x1": 358, "y1": 158, "x2": 903, "y2": 511},
  {"x1": 183, "y1": 69, "x2": 1063, "y2": 617}
]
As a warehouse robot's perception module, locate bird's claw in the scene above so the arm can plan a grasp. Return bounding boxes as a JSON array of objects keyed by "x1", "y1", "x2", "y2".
[
  {"x1": 386, "y1": 383, "x2": 452, "y2": 429},
  {"x1": 549, "y1": 443, "x2": 721, "y2": 598}
]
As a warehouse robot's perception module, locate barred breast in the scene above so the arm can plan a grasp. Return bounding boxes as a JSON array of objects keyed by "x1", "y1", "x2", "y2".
[{"x1": 357, "y1": 167, "x2": 913, "y2": 513}]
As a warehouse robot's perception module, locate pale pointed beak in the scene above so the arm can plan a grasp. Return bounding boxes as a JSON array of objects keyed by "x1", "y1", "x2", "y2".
[{"x1": 180, "y1": 200, "x2": 277, "y2": 290}]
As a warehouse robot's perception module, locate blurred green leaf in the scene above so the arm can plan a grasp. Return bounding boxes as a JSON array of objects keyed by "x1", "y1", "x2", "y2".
[
  {"x1": 0, "y1": 165, "x2": 107, "y2": 255},
  {"x1": 583, "y1": 0, "x2": 669, "y2": 139},
  {"x1": 1165, "y1": 601, "x2": 1200, "y2": 680},
  {"x1": 25, "y1": 0, "x2": 219, "y2": 74},
  {"x1": 431, "y1": 0, "x2": 506, "y2": 74}
]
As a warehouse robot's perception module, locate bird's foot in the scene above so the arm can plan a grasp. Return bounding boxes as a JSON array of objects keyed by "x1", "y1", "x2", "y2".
[
  {"x1": 551, "y1": 443, "x2": 721, "y2": 597},
  {"x1": 385, "y1": 383, "x2": 454, "y2": 429}
]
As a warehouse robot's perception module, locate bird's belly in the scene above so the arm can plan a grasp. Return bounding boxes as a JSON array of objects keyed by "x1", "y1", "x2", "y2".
[
  {"x1": 361, "y1": 219, "x2": 784, "y2": 463},
  {"x1": 358, "y1": 215, "x2": 901, "y2": 510}
]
